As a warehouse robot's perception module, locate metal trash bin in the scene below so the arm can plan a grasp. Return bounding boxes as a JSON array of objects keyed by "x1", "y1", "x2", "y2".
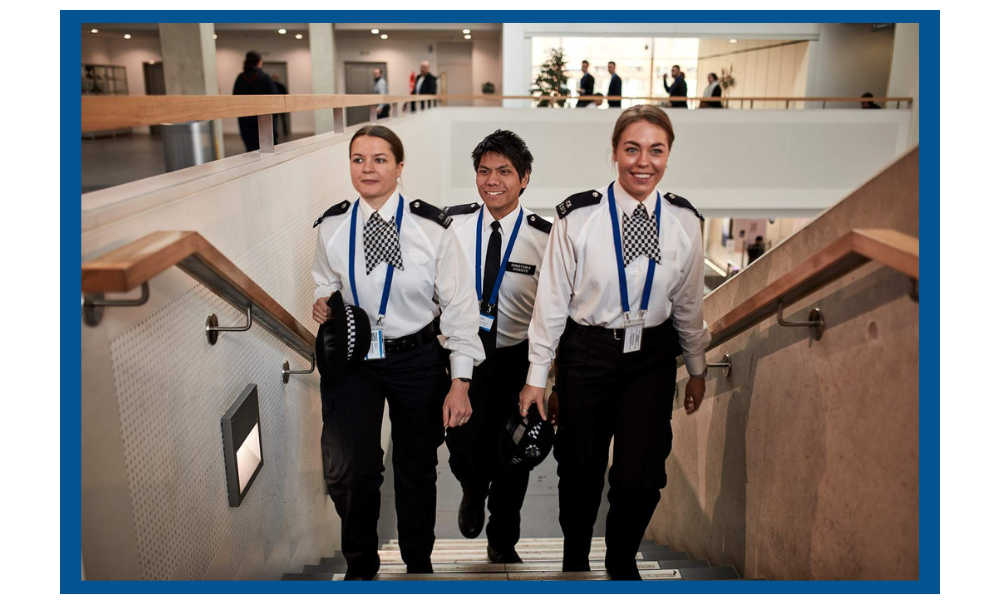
[{"x1": 161, "y1": 120, "x2": 218, "y2": 172}]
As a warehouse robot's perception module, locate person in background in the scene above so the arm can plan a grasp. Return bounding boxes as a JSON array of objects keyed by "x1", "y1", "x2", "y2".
[
  {"x1": 311, "y1": 125, "x2": 484, "y2": 580},
  {"x1": 607, "y1": 61, "x2": 622, "y2": 108},
  {"x1": 585, "y1": 93, "x2": 605, "y2": 109},
  {"x1": 702, "y1": 72, "x2": 723, "y2": 109},
  {"x1": 520, "y1": 105, "x2": 710, "y2": 580},
  {"x1": 577, "y1": 60, "x2": 595, "y2": 108},
  {"x1": 410, "y1": 61, "x2": 437, "y2": 112},
  {"x1": 662, "y1": 64, "x2": 688, "y2": 108},
  {"x1": 443, "y1": 129, "x2": 552, "y2": 565},
  {"x1": 861, "y1": 92, "x2": 882, "y2": 109},
  {"x1": 746, "y1": 235, "x2": 766, "y2": 264},
  {"x1": 233, "y1": 51, "x2": 278, "y2": 152},
  {"x1": 373, "y1": 67, "x2": 390, "y2": 119},
  {"x1": 271, "y1": 73, "x2": 291, "y2": 141}
]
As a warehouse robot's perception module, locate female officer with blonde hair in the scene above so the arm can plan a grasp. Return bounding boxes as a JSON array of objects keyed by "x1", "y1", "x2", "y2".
[{"x1": 519, "y1": 105, "x2": 710, "y2": 580}]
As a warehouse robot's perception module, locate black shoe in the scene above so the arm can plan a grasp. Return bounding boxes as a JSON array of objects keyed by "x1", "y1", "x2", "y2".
[
  {"x1": 406, "y1": 562, "x2": 434, "y2": 574},
  {"x1": 562, "y1": 560, "x2": 591, "y2": 572},
  {"x1": 344, "y1": 553, "x2": 379, "y2": 580},
  {"x1": 487, "y1": 544, "x2": 523, "y2": 564},
  {"x1": 606, "y1": 557, "x2": 642, "y2": 581},
  {"x1": 458, "y1": 492, "x2": 485, "y2": 538}
]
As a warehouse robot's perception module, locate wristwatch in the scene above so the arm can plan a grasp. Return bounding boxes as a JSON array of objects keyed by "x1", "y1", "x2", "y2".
[{"x1": 457, "y1": 377, "x2": 472, "y2": 383}]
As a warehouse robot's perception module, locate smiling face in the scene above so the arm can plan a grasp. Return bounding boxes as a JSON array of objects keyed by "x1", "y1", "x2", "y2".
[
  {"x1": 613, "y1": 120, "x2": 670, "y2": 200},
  {"x1": 350, "y1": 135, "x2": 403, "y2": 202},
  {"x1": 476, "y1": 151, "x2": 528, "y2": 219}
]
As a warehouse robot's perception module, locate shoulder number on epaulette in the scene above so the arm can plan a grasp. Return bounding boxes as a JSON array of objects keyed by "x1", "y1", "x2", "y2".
[
  {"x1": 556, "y1": 190, "x2": 603, "y2": 219},
  {"x1": 443, "y1": 202, "x2": 481, "y2": 216},
  {"x1": 410, "y1": 200, "x2": 452, "y2": 228},
  {"x1": 526, "y1": 213, "x2": 552, "y2": 234},
  {"x1": 313, "y1": 200, "x2": 352, "y2": 227},
  {"x1": 664, "y1": 192, "x2": 704, "y2": 221}
]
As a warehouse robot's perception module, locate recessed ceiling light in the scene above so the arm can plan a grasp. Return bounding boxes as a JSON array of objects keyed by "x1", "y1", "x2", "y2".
[
  {"x1": 464, "y1": 34, "x2": 471, "y2": 40},
  {"x1": 730, "y1": 38, "x2": 738, "y2": 43},
  {"x1": 463, "y1": 29, "x2": 470, "y2": 34},
  {"x1": 295, "y1": 34, "x2": 303, "y2": 39},
  {"x1": 91, "y1": 29, "x2": 99, "y2": 34},
  {"x1": 371, "y1": 29, "x2": 379, "y2": 34},
  {"x1": 123, "y1": 34, "x2": 131, "y2": 40},
  {"x1": 278, "y1": 29, "x2": 287, "y2": 35},
  {"x1": 380, "y1": 34, "x2": 388, "y2": 40}
]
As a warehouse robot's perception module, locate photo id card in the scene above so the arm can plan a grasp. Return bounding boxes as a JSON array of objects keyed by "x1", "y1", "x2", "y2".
[
  {"x1": 366, "y1": 327, "x2": 386, "y2": 361},
  {"x1": 623, "y1": 320, "x2": 644, "y2": 354},
  {"x1": 479, "y1": 313, "x2": 495, "y2": 332}
]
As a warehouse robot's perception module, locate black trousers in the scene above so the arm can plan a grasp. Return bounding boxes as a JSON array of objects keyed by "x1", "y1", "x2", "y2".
[
  {"x1": 554, "y1": 318, "x2": 678, "y2": 571},
  {"x1": 320, "y1": 341, "x2": 450, "y2": 575},
  {"x1": 445, "y1": 340, "x2": 531, "y2": 550}
]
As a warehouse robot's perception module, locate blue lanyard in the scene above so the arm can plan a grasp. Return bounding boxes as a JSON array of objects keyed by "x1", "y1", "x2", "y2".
[
  {"x1": 607, "y1": 182, "x2": 660, "y2": 318},
  {"x1": 349, "y1": 193, "x2": 405, "y2": 322},
  {"x1": 475, "y1": 207, "x2": 524, "y2": 311}
]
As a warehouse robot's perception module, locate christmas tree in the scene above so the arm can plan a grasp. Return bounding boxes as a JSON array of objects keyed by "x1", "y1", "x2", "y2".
[{"x1": 531, "y1": 48, "x2": 570, "y2": 108}]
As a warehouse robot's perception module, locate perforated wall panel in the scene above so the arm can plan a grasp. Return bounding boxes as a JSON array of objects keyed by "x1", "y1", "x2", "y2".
[{"x1": 108, "y1": 199, "x2": 334, "y2": 580}]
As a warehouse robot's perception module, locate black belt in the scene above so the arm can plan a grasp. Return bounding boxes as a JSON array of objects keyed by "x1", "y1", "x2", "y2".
[
  {"x1": 564, "y1": 317, "x2": 677, "y2": 347},
  {"x1": 384, "y1": 322, "x2": 438, "y2": 356}
]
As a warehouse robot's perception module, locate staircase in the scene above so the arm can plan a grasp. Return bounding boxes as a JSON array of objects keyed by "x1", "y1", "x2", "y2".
[{"x1": 282, "y1": 537, "x2": 741, "y2": 581}]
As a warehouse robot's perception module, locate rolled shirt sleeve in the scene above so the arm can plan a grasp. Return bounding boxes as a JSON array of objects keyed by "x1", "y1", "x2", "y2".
[
  {"x1": 668, "y1": 213, "x2": 711, "y2": 375},
  {"x1": 311, "y1": 230, "x2": 342, "y2": 302},
  {"x1": 434, "y1": 227, "x2": 486, "y2": 379},
  {"x1": 526, "y1": 214, "x2": 575, "y2": 388}
]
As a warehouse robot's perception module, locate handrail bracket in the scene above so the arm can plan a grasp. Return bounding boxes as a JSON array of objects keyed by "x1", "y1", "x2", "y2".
[
  {"x1": 282, "y1": 354, "x2": 317, "y2": 384},
  {"x1": 206, "y1": 305, "x2": 253, "y2": 345},
  {"x1": 707, "y1": 354, "x2": 732, "y2": 378},
  {"x1": 82, "y1": 282, "x2": 150, "y2": 327},
  {"x1": 776, "y1": 302, "x2": 825, "y2": 341}
]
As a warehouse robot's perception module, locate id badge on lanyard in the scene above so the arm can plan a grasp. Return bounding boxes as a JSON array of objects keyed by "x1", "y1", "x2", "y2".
[
  {"x1": 607, "y1": 183, "x2": 660, "y2": 355},
  {"x1": 479, "y1": 313, "x2": 495, "y2": 332},
  {"x1": 367, "y1": 317, "x2": 386, "y2": 361},
  {"x1": 476, "y1": 207, "x2": 523, "y2": 334},
  {"x1": 349, "y1": 195, "x2": 404, "y2": 362},
  {"x1": 622, "y1": 312, "x2": 645, "y2": 354}
]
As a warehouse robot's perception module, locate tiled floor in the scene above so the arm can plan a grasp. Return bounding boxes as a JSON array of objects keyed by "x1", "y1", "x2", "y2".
[
  {"x1": 377, "y1": 439, "x2": 611, "y2": 542},
  {"x1": 81, "y1": 132, "x2": 311, "y2": 193}
]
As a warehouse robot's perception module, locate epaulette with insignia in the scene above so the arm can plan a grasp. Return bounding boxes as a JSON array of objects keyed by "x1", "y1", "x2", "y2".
[
  {"x1": 556, "y1": 190, "x2": 603, "y2": 219},
  {"x1": 664, "y1": 192, "x2": 704, "y2": 221},
  {"x1": 443, "y1": 202, "x2": 481, "y2": 216},
  {"x1": 410, "y1": 199, "x2": 452, "y2": 228},
  {"x1": 313, "y1": 200, "x2": 352, "y2": 227},
  {"x1": 526, "y1": 213, "x2": 552, "y2": 234}
]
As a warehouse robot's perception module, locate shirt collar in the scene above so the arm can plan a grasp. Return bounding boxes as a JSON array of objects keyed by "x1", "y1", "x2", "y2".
[
  {"x1": 613, "y1": 180, "x2": 658, "y2": 217},
  {"x1": 482, "y1": 202, "x2": 522, "y2": 236},
  {"x1": 358, "y1": 186, "x2": 402, "y2": 223}
]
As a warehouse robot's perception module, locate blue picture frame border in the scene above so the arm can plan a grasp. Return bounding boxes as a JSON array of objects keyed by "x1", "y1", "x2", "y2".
[{"x1": 62, "y1": 9, "x2": 940, "y2": 594}]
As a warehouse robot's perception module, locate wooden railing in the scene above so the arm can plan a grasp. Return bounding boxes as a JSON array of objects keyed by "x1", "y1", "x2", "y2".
[
  {"x1": 705, "y1": 228, "x2": 919, "y2": 353},
  {"x1": 82, "y1": 231, "x2": 316, "y2": 370},
  {"x1": 81, "y1": 93, "x2": 914, "y2": 132}
]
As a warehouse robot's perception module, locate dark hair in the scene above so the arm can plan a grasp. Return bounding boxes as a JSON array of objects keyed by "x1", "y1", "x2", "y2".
[
  {"x1": 611, "y1": 105, "x2": 676, "y2": 151},
  {"x1": 350, "y1": 125, "x2": 405, "y2": 164},
  {"x1": 595, "y1": 92, "x2": 604, "y2": 97},
  {"x1": 709, "y1": 72, "x2": 718, "y2": 81},
  {"x1": 472, "y1": 129, "x2": 534, "y2": 195},
  {"x1": 608, "y1": 61, "x2": 616, "y2": 67},
  {"x1": 861, "y1": 92, "x2": 874, "y2": 98},
  {"x1": 581, "y1": 60, "x2": 589, "y2": 66},
  {"x1": 243, "y1": 51, "x2": 262, "y2": 74},
  {"x1": 672, "y1": 64, "x2": 681, "y2": 70}
]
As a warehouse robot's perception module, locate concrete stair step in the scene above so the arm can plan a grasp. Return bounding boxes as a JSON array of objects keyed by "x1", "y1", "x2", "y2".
[
  {"x1": 657, "y1": 559, "x2": 711, "y2": 569},
  {"x1": 638, "y1": 548, "x2": 690, "y2": 561},
  {"x1": 678, "y1": 566, "x2": 742, "y2": 580},
  {"x1": 326, "y1": 569, "x2": 683, "y2": 581},
  {"x1": 280, "y1": 572, "x2": 334, "y2": 581}
]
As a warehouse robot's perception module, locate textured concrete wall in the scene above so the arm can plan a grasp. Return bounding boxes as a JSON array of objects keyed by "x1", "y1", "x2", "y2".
[{"x1": 648, "y1": 148, "x2": 920, "y2": 580}]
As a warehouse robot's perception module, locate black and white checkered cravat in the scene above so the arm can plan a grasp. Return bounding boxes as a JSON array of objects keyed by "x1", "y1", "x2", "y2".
[
  {"x1": 363, "y1": 212, "x2": 404, "y2": 275},
  {"x1": 622, "y1": 203, "x2": 661, "y2": 265}
]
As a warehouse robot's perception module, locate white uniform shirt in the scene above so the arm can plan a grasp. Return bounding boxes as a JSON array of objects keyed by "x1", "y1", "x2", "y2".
[
  {"x1": 311, "y1": 187, "x2": 485, "y2": 379},
  {"x1": 448, "y1": 202, "x2": 550, "y2": 349},
  {"x1": 526, "y1": 181, "x2": 711, "y2": 387}
]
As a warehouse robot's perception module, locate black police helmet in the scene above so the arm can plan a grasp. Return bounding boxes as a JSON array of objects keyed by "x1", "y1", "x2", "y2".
[
  {"x1": 500, "y1": 403, "x2": 555, "y2": 470},
  {"x1": 315, "y1": 291, "x2": 371, "y2": 379}
]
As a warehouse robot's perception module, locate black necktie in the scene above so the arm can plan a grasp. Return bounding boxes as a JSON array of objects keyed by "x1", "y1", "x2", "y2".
[{"x1": 479, "y1": 221, "x2": 502, "y2": 358}]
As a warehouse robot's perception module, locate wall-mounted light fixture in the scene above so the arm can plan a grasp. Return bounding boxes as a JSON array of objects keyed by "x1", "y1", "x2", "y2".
[{"x1": 221, "y1": 384, "x2": 263, "y2": 507}]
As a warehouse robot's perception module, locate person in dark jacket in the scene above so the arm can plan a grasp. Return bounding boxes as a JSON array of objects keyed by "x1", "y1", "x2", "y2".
[
  {"x1": 701, "y1": 72, "x2": 723, "y2": 108},
  {"x1": 576, "y1": 60, "x2": 595, "y2": 108},
  {"x1": 662, "y1": 65, "x2": 688, "y2": 108},
  {"x1": 861, "y1": 92, "x2": 882, "y2": 109},
  {"x1": 607, "y1": 61, "x2": 622, "y2": 108},
  {"x1": 409, "y1": 61, "x2": 438, "y2": 112},
  {"x1": 232, "y1": 51, "x2": 278, "y2": 152}
]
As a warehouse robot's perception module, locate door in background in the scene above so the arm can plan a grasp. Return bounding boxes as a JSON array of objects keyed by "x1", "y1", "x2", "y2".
[
  {"x1": 345, "y1": 61, "x2": 388, "y2": 126},
  {"x1": 437, "y1": 42, "x2": 473, "y2": 106}
]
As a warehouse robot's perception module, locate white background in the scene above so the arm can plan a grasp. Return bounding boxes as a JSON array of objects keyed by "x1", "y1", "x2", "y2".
[{"x1": 5, "y1": 0, "x2": 977, "y2": 599}]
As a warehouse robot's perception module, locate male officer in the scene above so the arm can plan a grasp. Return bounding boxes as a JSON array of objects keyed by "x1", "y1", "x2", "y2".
[{"x1": 443, "y1": 129, "x2": 552, "y2": 563}]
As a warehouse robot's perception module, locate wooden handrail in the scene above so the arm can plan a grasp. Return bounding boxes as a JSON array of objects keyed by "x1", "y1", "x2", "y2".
[
  {"x1": 706, "y1": 228, "x2": 919, "y2": 352},
  {"x1": 81, "y1": 94, "x2": 915, "y2": 132},
  {"x1": 82, "y1": 231, "x2": 315, "y2": 360}
]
